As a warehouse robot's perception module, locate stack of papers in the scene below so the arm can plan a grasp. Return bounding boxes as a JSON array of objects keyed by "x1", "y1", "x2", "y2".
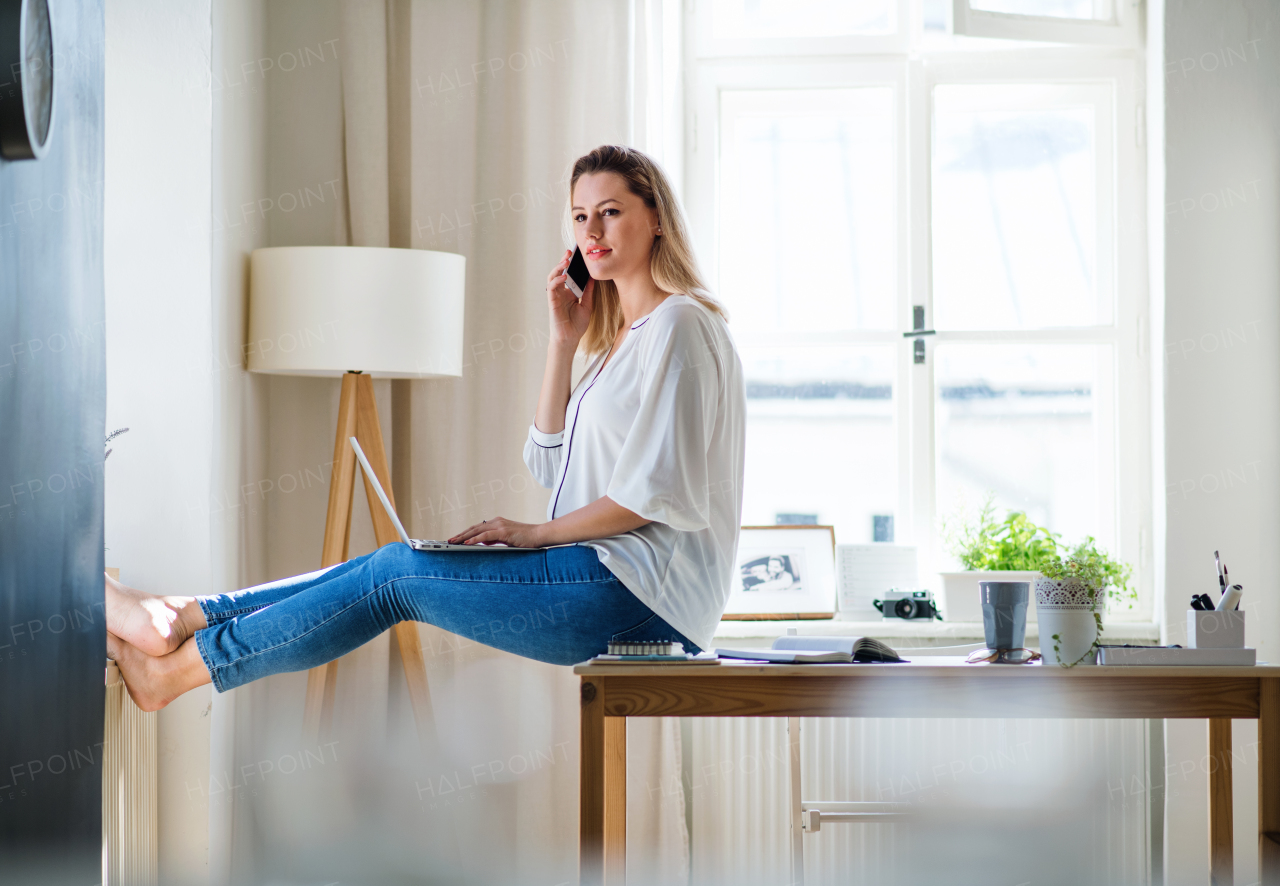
[{"x1": 1096, "y1": 646, "x2": 1256, "y2": 666}]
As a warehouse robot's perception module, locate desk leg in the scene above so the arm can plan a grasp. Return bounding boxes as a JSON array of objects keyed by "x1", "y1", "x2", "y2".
[
  {"x1": 581, "y1": 679, "x2": 626, "y2": 886},
  {"x1": 605, "y1": 717, "x2": 627, "y2": 885},
  {"x1": 1261, "y1": 679, "x2": 1280, "y2": 886},
  {"x1": 788, "y1": 717, "x2": 804, "y2": 886},
  {"x1": 582, "y1": 680, "x2": 605, "y2": 886},
  {"x1": 1209, "y1": 718, "x2": 1233, "y2": 886}
]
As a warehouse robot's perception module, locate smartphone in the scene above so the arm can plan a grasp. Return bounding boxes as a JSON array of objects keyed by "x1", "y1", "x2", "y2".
[{"x1": 565, "y1": 246, "x2": 590, "y2": 299}]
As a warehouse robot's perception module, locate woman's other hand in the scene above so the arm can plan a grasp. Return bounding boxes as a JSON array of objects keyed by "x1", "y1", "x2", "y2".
[
  {"x1": 448, "y1": 517, "x2": 545, "y2": 548},
  {"x1": 547, "y1": 248, "x2": 594, "y2": 347}
]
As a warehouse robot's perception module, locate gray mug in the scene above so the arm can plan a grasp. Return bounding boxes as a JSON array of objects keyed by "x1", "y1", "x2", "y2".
[{"x1": 979, "y1": 581, "x2": 1030, "y2": 651}]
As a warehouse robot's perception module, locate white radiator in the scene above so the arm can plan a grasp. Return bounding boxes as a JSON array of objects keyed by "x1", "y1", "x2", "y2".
[
  {"x1": 103, "y1": 660, "x2": 158, "y2": 886},
  {"x1": 690, "y1": 717, "x2": 1151, "y2": 885}
]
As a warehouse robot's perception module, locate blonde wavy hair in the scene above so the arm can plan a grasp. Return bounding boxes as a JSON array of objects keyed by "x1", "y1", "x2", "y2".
[{"x1": 563, "y1": 145, "x2": 728, "y2": 359}]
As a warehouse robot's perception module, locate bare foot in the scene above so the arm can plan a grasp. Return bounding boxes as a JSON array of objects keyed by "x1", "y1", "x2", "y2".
[
  {"x1": 105, "y1": 571, "x2": 206, "y2": 657},
  {"x1": 107, "y1": 632, "x2": 211, "y2": 712}
]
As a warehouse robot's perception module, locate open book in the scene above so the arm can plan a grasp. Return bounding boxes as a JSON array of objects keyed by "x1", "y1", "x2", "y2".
[{"x1": 715, "y1": 635, "x2": 904, "y2": 664}]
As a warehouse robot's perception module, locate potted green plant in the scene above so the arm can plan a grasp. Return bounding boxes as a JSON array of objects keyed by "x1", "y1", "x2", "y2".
[
  {"x1": 1036, "y1": 539, "x2": 1134, "y2": 667},
  {"x1": 939, "y1": 495, "x2": 1062, "y2": 622}
]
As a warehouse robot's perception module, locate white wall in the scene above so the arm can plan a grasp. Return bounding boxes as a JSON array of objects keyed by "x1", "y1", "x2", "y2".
[
  {"x1": 1162, "y1": 1, "x2": 1280, "y2": 883},
  {"x1": 104, "y1": 3, "x2": 215, "y2": 885},
  {"x1": 105, "y1": 3, "x2": 370, "y2": 879},
  {"x1": 106, "y1": 1, "x2": 275, "y2": 883},
  {"x1": 210, "y1": 1, "x2": 272, "y2": 883}
]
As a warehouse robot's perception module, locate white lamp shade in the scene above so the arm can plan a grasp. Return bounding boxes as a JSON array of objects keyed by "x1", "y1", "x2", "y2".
[{"x1": 247, "y1": 246, "x2": 466, "y2": 378}]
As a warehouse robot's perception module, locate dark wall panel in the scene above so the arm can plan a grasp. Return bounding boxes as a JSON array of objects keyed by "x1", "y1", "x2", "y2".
[{"x1": 0, "y1": 0, "x2": 105, "y2": 881}]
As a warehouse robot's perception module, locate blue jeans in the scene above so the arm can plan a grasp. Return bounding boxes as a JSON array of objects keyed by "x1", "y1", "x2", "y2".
[{"x1": 193, "y1": 542, "x2": 700, "y2": 692}]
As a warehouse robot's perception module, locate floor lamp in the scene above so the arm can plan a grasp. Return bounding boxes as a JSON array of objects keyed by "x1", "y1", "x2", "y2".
[{"x1": 247, "y1": 246, "x2": 465, "y2": 748}]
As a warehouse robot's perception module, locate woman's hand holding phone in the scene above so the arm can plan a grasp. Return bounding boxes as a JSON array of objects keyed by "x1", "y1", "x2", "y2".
[{"x1": 546, "y1": 247, "x2": 594, "y2": 347}]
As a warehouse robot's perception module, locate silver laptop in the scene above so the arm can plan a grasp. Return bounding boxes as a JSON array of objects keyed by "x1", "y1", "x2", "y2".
[{"x1": 349, "y1": 437, "x2": 519, "y2": 552}]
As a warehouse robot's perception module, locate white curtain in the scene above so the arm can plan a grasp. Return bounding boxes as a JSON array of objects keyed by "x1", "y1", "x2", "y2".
[{"x1": 224, "y1": 3, "x2": 687, "y2": 884}]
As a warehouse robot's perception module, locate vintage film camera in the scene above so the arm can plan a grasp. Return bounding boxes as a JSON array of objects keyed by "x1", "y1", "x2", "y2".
[{"x1": 873, "y1": 588, "x2": 942, "y2": 621}]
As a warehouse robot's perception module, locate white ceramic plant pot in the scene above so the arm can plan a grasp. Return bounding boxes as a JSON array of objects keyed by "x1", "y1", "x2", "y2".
[
  {"x1": 1035, "y1": 577, "x2": 1103, "y2": 666},
  {"x1": 939, "y1": 571, "x2": 1042, "y2": 623}
]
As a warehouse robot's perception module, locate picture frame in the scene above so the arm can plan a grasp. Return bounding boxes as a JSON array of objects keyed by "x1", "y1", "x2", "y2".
[{"x1": 722, "y1": 525, "x2": 837, "y2": 620}]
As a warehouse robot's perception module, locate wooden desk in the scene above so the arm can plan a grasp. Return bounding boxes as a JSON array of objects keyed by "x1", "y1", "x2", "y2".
[{"x1": 574, "y1": 658, "x2": 1280, "y2": 886}]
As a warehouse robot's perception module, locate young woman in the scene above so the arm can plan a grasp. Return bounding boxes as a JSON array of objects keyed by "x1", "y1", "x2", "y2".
[{"x1": 105, "y1": 145, "x2": 747, "y2": 712}]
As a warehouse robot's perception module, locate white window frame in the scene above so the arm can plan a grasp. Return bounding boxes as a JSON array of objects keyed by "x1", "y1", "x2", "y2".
[
  {"x1": 687, "y1": 59, "x2": 910, "y2": 333},
  {"x1": 694, "y1": 0, "x2": 910, "y2": 58},
  {"x1": 686, "y1": 1, "x2": 1153, "y2": 621},
  {"x1": 916, "y1": 57, "x2": 1151, "y2": 621},
  {"x1": 952, "y1": 0, "x2": 1141, "y2": 47}
]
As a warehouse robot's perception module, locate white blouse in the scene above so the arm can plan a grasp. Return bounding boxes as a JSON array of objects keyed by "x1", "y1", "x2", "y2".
[{"x1": 522, "y1": 294, "x2": 746, "y2": 652}]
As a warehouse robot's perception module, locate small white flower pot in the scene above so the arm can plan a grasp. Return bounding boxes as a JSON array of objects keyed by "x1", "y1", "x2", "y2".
[
  {"x1": 939, "y1": 571, "x2": 1042, "y2": 623},
  {"x1": 1035, "y1": 577, "x2": 1103, "y2": 667}
]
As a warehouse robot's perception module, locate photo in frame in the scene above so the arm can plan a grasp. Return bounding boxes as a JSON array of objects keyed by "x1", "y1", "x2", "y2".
[{"x1": 722, "y1": 525, "x2": 837, "y2": 620}]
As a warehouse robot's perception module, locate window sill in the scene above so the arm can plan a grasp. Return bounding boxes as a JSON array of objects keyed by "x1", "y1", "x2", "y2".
[{"x1": 713, "y1": 618, "x2": 1161, "y2": 645}]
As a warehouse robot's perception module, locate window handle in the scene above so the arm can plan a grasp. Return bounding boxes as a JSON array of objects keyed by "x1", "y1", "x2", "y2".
[{"x1": 903, "y1": 306, "x2": 934, "y2": 364}]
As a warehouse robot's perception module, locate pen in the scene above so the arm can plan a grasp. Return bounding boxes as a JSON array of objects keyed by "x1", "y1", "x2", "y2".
[
  {"x1": 1215, "y1": 550, "x2": 1225, "y2": 594},
  {"x1": 1217, "y1": 584, "x2": 1243, "y2": 611}
]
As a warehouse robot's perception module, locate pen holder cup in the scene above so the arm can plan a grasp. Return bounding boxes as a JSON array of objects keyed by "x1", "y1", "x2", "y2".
[{"x1": 1187, "y1": 609, "x2": 1245, "y2": 649}]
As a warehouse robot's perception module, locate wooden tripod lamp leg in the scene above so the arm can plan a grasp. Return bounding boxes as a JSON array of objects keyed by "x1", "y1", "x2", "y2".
[
  {"x1": 354, "y1": 374, "x2": 404, "y2": 547},
  {"x1": 302, "y1": 373, "x2": 439, "y2": 754},
  {"x1": 352, "y1": 375, "x2": 440, "y2": 754},
  {"x1": 302, "y1": 373, "x2": 361, "y2": 745}
]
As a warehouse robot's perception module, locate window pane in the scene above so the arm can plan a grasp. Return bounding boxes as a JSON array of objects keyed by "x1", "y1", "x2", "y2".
[
  {"x1": 712, "y1": 0, "x2": 896, "y2": 38},
  {"x1": 740, "y1": 346, "x2": 896, "y2": 544},
  {"x1": 719, "y1": 88, "x2": 897, "y2": 333},
  {"x1": 969, "y1": 0, "x2": 1114, "y2": 21},
  {"x1": 922, "y1": 0, "x2": 949, "y2": 31},
  {"x1": 935, "y1": 344, "x2": 1109, "y2": 559},
  {"x1": 932, "y1": 85, "x2": 1106, "y2": 330}
]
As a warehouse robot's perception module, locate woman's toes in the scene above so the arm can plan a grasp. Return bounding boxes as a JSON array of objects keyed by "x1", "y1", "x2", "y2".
[
  {"x1": 107, "y1": 632, "x2": 169, "y2": 713},
  {"x1": 105, "y1": 574, "x2": 190, "y2": 657}
]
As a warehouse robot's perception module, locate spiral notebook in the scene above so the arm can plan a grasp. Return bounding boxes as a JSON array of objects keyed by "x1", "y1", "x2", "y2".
[{"x1": 586, "y1": 640, "x2": 723, "y2": 665}]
